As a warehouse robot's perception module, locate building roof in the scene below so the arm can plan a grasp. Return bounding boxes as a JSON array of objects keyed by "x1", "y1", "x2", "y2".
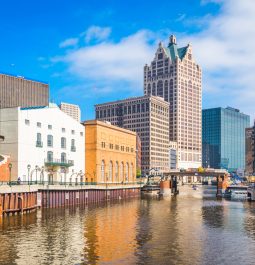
[
  {"x1": 167, "y1": 43, "x2": 189, "y2": 61},
  {"x1": 83, "y1": 120, "x2": 136, "y2": 136},
  {"x1": 0, "y1": 72, "x2": 48, "y2": 85}
]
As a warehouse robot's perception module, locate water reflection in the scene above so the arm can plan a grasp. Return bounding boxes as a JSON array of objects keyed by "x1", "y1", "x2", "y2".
[{"x1": 0, "y1": 187, "x2": 255, "y2": 265}]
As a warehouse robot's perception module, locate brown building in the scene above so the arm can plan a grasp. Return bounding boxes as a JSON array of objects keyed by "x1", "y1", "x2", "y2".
[
  {"x1": 84, "y1": 120, "x2": 136, "y2": 183},
  {"x1": 95, "y1": 95, "x2": 169, "y2": 174},
  {"x1": 246, "y1": 124, "x2": 255, "y2": 175},
  {"x1": 0, "y1": 73, "x2": 49, "y2": 109}
]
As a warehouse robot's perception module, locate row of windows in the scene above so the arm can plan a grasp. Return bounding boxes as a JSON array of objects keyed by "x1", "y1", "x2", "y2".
[
  {"x1": 36, "y1": 133, "x2": 76, "y2": 151},
  {"x1": 25, "y1": 119, "x2": 83, "y2": 136},
  {"x1": 101, "y1": 142, "x2": 134, "y2": 153}
]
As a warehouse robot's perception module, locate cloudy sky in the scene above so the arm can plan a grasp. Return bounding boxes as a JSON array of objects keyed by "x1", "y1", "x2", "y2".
[{"x1": 0, "y1": 0, "x2": 254, "y2": 121}]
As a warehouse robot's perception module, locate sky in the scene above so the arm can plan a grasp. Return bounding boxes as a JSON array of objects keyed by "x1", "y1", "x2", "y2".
[{"x1": 0, "y1": 0, "x2": 254, "y2": 122}]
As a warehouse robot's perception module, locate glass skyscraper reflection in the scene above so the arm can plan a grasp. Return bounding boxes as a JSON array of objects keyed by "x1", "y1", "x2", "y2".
[{"x1": 202, "y1": 107, "x2": 250, "y2": 172}]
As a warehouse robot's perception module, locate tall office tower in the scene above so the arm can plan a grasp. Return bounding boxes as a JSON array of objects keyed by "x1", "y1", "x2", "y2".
[
  {"x1": 0, "y1": 73, "x2": 49, "y2": 108},
  {"x1": 95, "y1": 95, "x2": 169, "y2": 174},
  {"x1": 144, "y1": 35, "x2": 202, "y2": 169},
  {"x1": 202, "y1": 107, "x2": 250, "y2": 172},
  {"x1": 59, "y1": 102, "x2": 81, "y2": 122},
  {"x1": 245, "y1": 121, "x2": 255, "y2": 175}
]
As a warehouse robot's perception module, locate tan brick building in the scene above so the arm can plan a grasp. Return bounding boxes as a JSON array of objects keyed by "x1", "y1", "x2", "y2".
[
  {"x1": 144, "y1": 35, "x2": 202, "y2": 169},
  {"x1": 0, "y1": 73, "x2": 49, "y2": 109},
  {"x1": 84, "y1": 120, "x2": 136, "y2": 183},
  {"x1": 95, "y1": 95, "x2": 169, "y2": 174}
]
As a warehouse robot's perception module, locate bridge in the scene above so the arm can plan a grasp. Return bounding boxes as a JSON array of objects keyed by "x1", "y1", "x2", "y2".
[{"x1": 163, "y1": 169, "x2": 229, "y2": 197}]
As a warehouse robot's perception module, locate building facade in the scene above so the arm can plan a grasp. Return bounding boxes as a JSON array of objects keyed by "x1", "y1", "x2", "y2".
[
  {"x1": 245, "y1": 123, "x2": 255, "y2": 175},
  {"x1": 95, "y1": 95, "x2": 169, "y2": 174},
  {"x1": 169, "y1": 141, "x2": 178, "y2": 169},
  {"x1": 59, "y1": 102, "x2": 81, "y2": 122},
  {"x1": 202, "y1": 107, "x2": 250, "y2": 172},
  {"x1": 0, "y1": 104, "x2": 85, "y2": 182},
  {"x1": 84, "y1": 120, "x2": 136, "y2": 183},
  {"x1": 0, "y1": 73, "x2": 49, "y2": 109},
  {"x1": 144, "y1": 35, "x2": 202, "y2": 169}
]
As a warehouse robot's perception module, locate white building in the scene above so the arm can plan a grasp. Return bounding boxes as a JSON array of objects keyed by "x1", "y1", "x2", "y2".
[
  {"x1": 59, "y1": 102, "x2": 81, "y2": 122},
  {"x1": 0, "y1": 104, "x2": 85, "y2": 183}
]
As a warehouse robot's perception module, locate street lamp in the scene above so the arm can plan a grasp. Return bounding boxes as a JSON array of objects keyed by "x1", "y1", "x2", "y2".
[
  {"x1": 27, "y1": 164, "x2": 31, "y2": 185},
  {"x1": 35, "y1": 165, "x2": 39, "y2": 184},
  {"x1": 40, "y1": 166, "x2": 44, "y2": 184},
  {"x1": 8, "y1": 163, "x2": 12, "y2": 186}
]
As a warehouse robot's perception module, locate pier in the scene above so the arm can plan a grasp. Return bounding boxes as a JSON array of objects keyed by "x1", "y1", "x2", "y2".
[{"x1": 0, "y1": 183, "x2": 141, "y2": 216}]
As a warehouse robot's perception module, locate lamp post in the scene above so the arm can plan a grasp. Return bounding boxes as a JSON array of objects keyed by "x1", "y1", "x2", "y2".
[
  {"x1": 40, "y1": 166, "x2": 44, "y2": 184},
  {"x1": 27, "y1": 164, "x2": 31, "y2": 185},
  {"x1": 35, "y1": 165, "x2": 39, "y2": 184},
  {"x1": 8, "y1": 163, "x2": 12, "y2": 186}
]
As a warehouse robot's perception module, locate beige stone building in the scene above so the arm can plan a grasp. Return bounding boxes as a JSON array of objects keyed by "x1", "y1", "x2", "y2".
[
  {"x1": 144, "y1": 35, "x2": 202, "y2": 169},
  {"x1": 84, "y1": 120, "x2": 136, "y2": 183},
  {"x1": 0, "y1": 73, "x2": 49, "y2": 109},
  {"x1": 95, "y1": 95, "x2": 169, "y2": 174},
  {"x1": 59, "y1": 102, "x2": 81, "y2": 122}
]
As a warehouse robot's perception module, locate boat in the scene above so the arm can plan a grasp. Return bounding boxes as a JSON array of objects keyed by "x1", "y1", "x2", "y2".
[
  {"x1": 141, "y1": 184, "x2": 160, "y2": 196},
  {"x1": 192, "y1": 184, "x2": 198, "y2": 190},
  {"x1": 224, "y1": 185, "x2": 248, "y2": 199}
]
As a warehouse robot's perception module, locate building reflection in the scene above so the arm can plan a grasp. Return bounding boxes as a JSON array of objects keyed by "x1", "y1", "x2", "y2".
[{"x1": 83, "y1": 200, "x2": 139, "y2": 264}]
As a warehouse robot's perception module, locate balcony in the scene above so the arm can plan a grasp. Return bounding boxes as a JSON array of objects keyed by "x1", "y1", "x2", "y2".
[
  {"x1": 71, "y1": 146, "x2": 76, "y2": 152},
  {"x1": 36, "y1": 141, "x2": 43, "y2": 147},
  {"x1": 44, "y1": 158, "x2": 74, "y2": 167}
]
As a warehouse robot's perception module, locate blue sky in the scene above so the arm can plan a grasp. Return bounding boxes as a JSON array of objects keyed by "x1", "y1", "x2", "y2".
[{"x1": 0, "y1": 0, "x2": 254, "y2": 121}]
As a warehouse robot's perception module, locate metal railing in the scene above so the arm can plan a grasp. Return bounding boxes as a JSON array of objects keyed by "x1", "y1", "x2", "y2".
[{"x1": 44, "y1": 159, "x2": 74, "y2": 167}]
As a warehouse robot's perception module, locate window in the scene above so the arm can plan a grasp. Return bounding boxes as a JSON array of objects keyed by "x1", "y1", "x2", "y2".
[
  {"x1": 109, "y1": 143, "x2": 113, "y2": 149},
  {"x1": 61, "y1": 152, "x2": 66, "y2": 163},
  {"x1": 101, "y1": 160, "x2": 105, "y2": 182},
  {"x1": 71, "y1": 139, "x2": 76, "y2": 152},
  {"x1": 48, "y1": 125, "x2": 52, "y2": 130},
  {"x1": 61, "y1": 137, "x2": 66, "y2": 149},
  {"x1": 71, "y1": 130, "x2": 75, "y2": 135},
  {"x1": 115, "y1": 162, "x2": 119, "y2": 182},
  {"x1": 120, "y1": 162, "x2": 124, "y2": 182},
  {"x1": 36, "y1": 133, "x2": 42, "y2": 147},
  {"x1": 47, "y1": 151, "x2": 53, "y2": 162},
  {"x1": 125, "y1": 163, "x2": 129, "y2": 182},
  {"x1": 47, "y1": 135, "x2": 53, "y2": 147},
  {"x1": 130, "y1": 163, "x2": 133, "y2": 181},
  {"x1": 80, "y1": 132, "x2": 83, "y2": 136},
  {"x1": 101, "y1": 142, "x2": 106, "y2": 148},
  {"x1": 37, "y1": 122, "x2": 41, "y2": 128},
  {"x1": 109, "y1": 161, "x2": 113, "y2": 182},
  {"x1": 62, "y1": 128, "x2": 66, "y2": 133},
  {"x1": 25, "y1": 119, "x2": 30, "y2": 125}
]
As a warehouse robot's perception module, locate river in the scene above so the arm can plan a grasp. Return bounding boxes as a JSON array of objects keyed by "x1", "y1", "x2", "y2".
[{"x1": 0, "y1": 186, "x2": 255, "y2": 265}]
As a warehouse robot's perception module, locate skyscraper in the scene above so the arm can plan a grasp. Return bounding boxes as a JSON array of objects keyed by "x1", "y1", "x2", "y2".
[
  {"x1": 95, "y1": 95, "x2": 169, "y2": 174},
  {"x1": 245, "y1": 122, "x2": 255, "y2": 175},
  {"x1": 0, "y1": 73, "x2": 49, "y2": 109},
  {"x1": 59, "y1": 102, "x2": 81, "y2": 122},
  {"x1": 144, "y1": 35, "x2": 202, "y2": 169},
  {"x1": 202, "y1": 107, "x2": 250, "y2": 172}
]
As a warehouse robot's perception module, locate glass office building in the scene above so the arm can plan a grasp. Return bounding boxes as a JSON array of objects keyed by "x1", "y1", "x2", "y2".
[{"x1": 202, "y1": 107, "x2": 250, "y2": 172}]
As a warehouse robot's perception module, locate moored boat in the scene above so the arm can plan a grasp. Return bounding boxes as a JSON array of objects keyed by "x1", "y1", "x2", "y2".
[{"x1": 224, "y1": 185, "x2": 248, "y2": 199}]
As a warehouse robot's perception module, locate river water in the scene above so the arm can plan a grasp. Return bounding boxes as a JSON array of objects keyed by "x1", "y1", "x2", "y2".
[{"x1": 0, "y1": 186, "x2": 255, "y2": 265}]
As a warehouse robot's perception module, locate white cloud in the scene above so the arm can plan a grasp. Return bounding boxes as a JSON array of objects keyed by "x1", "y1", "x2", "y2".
[
  {"x1": 178, "y1": 0, "x2": 255, "y2": 118},
  {"x1": 84, "y1": 26, "x2": 112, "y2": 43},
  {"x1": 59, "y1": 38, "x2": 79, "y2": 48},
  {"x1": 59, "y1": 30, "x2": 156, "y2": 90}
]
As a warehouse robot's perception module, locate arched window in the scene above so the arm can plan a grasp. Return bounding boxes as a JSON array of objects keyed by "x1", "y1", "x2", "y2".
[
  {"x1": 164, "y1": 80, "x2": 168, "y2": 101},
  {"x1": 147, "y1": 84, "x2": 151, "y2": 95},
  {"x1": 61, "y1": 137, "x2": 66, "y2": 149},
  {"x1": 120, "y1": 162, "x2": 124, "y2": 182},
  {"x1": 101, "y1": 160, "x2": 105, "y2": 183},
  {"x1": 130, "y1": 163, "x2": 133, "y2": 182},
  {"x1": 61, "y1": 152, "x2": 66, "y2": 163},
  {"x1": 125, "y1": 163, "x2": 129, "y2": 182},
  {"x1": 47, "y1": 151, "x2": 53, "y2": 162},
  {"x1": 157, "y1": 80, "x2": 163, "y2": 97},
  {"x1": 47, "y1": 135, "x2": 53, "y2": 147},
  {"x1": 109, "y1": 161, "x2": 113, "y2": 182},
  {"x1": 152, "y1": 83, "x2": 156, "y2": 95},
  {"x1": 115, "y1": 162, "x2": 119, "y2": 182}
]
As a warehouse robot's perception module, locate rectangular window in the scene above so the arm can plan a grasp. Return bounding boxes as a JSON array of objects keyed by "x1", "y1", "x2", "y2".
[
  {"x1": 25, "y1": 119, "x2": 30, "y2": 125},
  {"x1": 48, "y1": 125, "x2": 52, "y2": 130},
  {"x1": 62, "y1": 128, "x2": 66, "y2": 133},
  {"x1": 37, "y1": 122, "x2": 41, "y2": 128},
  {"x1": 71, "y1": 130, "x2": 75, "y2": 135},
  {"x1": 80, "y1": 132, "x2": 83, "y2": 136}
]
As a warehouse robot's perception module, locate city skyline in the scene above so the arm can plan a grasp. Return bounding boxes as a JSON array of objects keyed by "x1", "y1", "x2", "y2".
[{"x1": 0, "y1": 0, "x2": 254, "y2": 121}]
